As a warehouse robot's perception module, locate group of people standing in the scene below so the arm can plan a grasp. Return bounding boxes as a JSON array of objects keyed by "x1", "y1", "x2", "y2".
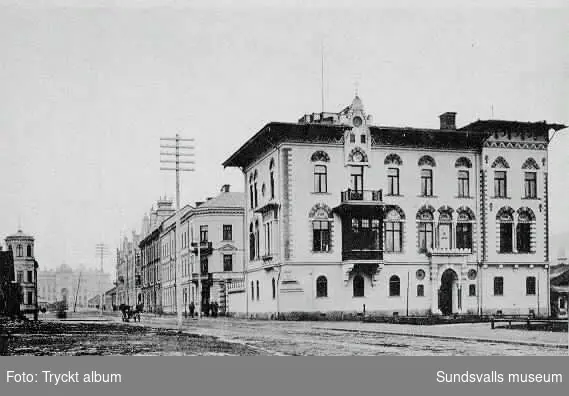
[{"x1": 187, "y1": 301, "x2": 220, "y2": 318}]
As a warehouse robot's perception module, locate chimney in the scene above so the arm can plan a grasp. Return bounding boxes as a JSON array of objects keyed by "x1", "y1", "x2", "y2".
[
  {"x1": 221, "y1": 184, "x2": 230, "y2": 193},
  {"x1": 195, "y1": 201, "x2": 204, "y2": 207},
  {"x1": 206, "y1": 197, "x2": 213, "y2": 201},
  {"x1": 439, "y1": 112, "x2": 457, "y2": 130}
]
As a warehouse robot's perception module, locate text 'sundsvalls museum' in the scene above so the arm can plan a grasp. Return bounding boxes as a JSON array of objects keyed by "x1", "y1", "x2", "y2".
[{"x1": 224, "y1": 96, "x2": 566, "y2": 318}]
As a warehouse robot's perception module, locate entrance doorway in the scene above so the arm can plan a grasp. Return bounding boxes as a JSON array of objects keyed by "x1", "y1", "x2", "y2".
[{"x1": 439, "y1": 269, "x2": 458, "y2": 316}]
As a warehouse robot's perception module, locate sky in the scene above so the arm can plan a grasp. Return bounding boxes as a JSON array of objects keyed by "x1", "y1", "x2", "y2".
[{"x1": 1, "y1": 0, "x2": 568, "y2": 275}]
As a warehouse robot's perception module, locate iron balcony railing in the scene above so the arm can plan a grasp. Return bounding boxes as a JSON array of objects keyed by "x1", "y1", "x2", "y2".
[{"x1": 341, "y1": 189, "x2": 383, "y2": 202}]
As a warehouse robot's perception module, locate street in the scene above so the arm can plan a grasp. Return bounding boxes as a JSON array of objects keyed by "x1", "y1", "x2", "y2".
[{"x1": 7, "y1": 314, "x2": 565, "y2": 356}]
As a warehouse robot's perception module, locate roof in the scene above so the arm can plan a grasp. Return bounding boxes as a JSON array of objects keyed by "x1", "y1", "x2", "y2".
[
  {"x1": 551, "y1": 285, "x2": 569, "y2": 294},
  {"x1": 460, "y1": 119, "x2": 566, "y2": 134},
  {"x1": 5, "y1": 229, "x2": 34, "y2": 240},
  {"x1": 223, "y1": 121, "x2": 490, "y2": 169},
  {"x1": 197, "y1": 192, "x2": 245, "y2": 209}
]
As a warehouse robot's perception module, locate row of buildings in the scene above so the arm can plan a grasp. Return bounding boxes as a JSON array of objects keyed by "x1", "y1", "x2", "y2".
[
  {"x1": 116, "y1": 185, "x2": 244, "y2": 315},
  {"x1": 117, "y1": 95, "x2": 567, "y2": 319}
]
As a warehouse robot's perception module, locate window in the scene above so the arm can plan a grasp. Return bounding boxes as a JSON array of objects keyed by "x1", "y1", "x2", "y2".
[
  {"x1": 469, "y1": 284, "x2": 476, "y2": 297},
  {"x1": 270, "y1": 167, "x2": 275, "y2": 199},
  {"x1": 353, "y1": 275, "x2": 364, "y2": 297},
  {"x1": 418, "y1": 222, "x2": 434, "y2": 252},
  {"x1": 200, "y1": 256, "x2": 208, "y2": 274},
  {"x1": 223, "y1": 225, "x2": 232, "y2": 241},
  {"x1": 389, "y1": 275, "x2": 400, "y2": 296},
  {"x1": 316, "y1": 276, "x2": 328, "y2": 298},
  {"x1": 387, "y1": 168, "x2": 400, "y2": 195},
  {"x1": 499, "y1": 222, "x2": 513, "y2": 253},
  {"x1": 516, "y1": 222, "x2": 531, "y2": 253},
  {"x1": 249, "y1": 224, "x2": 255, "y2": 260},
  {"x1": 26, "y1": 245, "x2": 32, "y2": 257},
  {"x1": 493, "y1": 277, "x2": 504, "y2": 296},
  {"x1": 200, "y1": 225, "x2": 208, "y2": 242},
  {"x1": 420, "y1": 169, "x2": 433, "y2": 196},
  {"x1": 526, "y1": 276, "x2": 536, "y2": 295},
  {"x1": 456, "y1": 223, "x2": 472, "y2": 250},
  {"x1": 17, "y1": 271, "x2": 23, "y2": 283},
  {"x1": 256, "y1": 280, "x2": 260, "y2": 300},
  {"x1": 350, "y1": 166, "x2": 364, "y2": 191},
  {"x1": 254, "y1": 181, "x2": 258, "y2": 207},
  {"x1": 458, "y1": 170, "x2": 469, "y2": 197},
  {"x1": 255, "y1": 221, "x2": 260, "y2": 259},
  {"x1": 360, "y1": 134, "x2": 366, "y2": 144},
  {"x1": 314, "y1": 165, "x2": 327, "y2": 193},
  {"x1": 264, "y1": 222, "x2": 272, "y2": 255},
  {"x1": 494, "y1": 171, "x2": 507, "y2": 197},
  {"x1": 384, "y1": 220, "x2": 402, "y2": 253},
  {"x1": 417, "y1": 284, "x2": 424, "y2": 297},
  {"x1": 27, "y1": 291, "x2": 33, "y2": 305},
  {"x1": 524, "y1": 172, "x2": 537, "y2": 198},
  {"x1": 349, "y1": 133, "x2": 355, "y2": 143},
  {"x1": 223, "y1": 255, "x2": 233, "y2": 272},
  {"x1": 16, "y1": 244, "x2": 23, "y2": 257},
  {"x1": 249, "y1": 183, "x2": 254, "y2": 209},
  {"x1": 272, "y1": 278, "x2": 276, "y2": 299},
  {"x1": 251, "y1": 281, "x2": 254, "y2": 301},
  {"x1": 313, "y1": 221, "x2": 330, "y2": 252},
  {"x1": 27, "y1": 271, "x2": 33, "y2": 283}
]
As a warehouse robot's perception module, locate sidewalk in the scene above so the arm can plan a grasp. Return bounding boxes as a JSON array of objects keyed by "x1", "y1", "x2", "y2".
[{"x1": 311, "y1": 321, "x2": 568, "y2": 349}]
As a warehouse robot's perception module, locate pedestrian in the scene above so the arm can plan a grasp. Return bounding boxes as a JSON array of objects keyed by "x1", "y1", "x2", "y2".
[
  {"x1": 189, "y1": 301, "x2": 195, "y2": 318},
  {"x1": 213, "y1": 301, "x2": 218, "y2": 318}
]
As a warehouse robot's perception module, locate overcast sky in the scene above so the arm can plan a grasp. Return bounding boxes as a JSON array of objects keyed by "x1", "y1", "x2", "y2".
[{"x1": 1, "y1": 0, "x2": 568, "y2": 274}]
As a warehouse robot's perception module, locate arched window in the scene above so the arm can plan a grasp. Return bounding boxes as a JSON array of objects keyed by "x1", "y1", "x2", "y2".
[
  {"x1": 522, "y1": 157, "x2": 539, "y2": 170},
  {"x1": 271, "y1": 278, "x2": 276, "y2": 299},
  {"x1": 417, "y1": 207, "x2": 434, "y2": 253},
  {"x1": 256, "y1": 280, "x2": 260, "y2": 300},
  {"x1": 309, "y1": 204, "x2": 333, "y2": 253},
  {"x1": 497, "y1": 207, "x2": 514, "y2": 253},
  {"x1": 491, "y1": 156, "x2": 510, "y2": 169},
  {"x1": 249, "y1": 174, "x2": 254, "y2": 209},
  {"x1": 353, "y1": 274, "x2": 364, "y2": 297},
  {"x1": 384, "y1": 153, "x2": 403, "y2": 166},
  {"x1": 455, "y1": 157, "x2": 472, "y2": 168},
  {"x1": 26, "y1": 245, "x2": 32, "y2": 257},
  {"x1": 316, "y1": 276, "x2": 328, "y2": 298},
  {"x1": 255, "y1": 220, "x2": 260, "y2": 259},
  {"x1": 384, "y1": 208, "x2": 404, "y2": 253},
  {"x1": 249, "y1": 223, "x2": 255, "y2": 260},
  {"x1": 389, "y1": 275, "x2": 400, "y2": 296},
  {"x1": 269, "y1": 159, "x2": 275, "y2": 199},
  {"x1": 516, "y1": 208, "x2": 535, "y2": 253},
  {"x1": 16, "y1": 244, "x2": 23, "y2": 257},
  {"x1": 314, "y1": 164, "x2": 327, "y2": 193},
  {"x1": 456, "y1": 207, "x2": 474, "y2": 250},
  {"x1": 253, "y1": 170, "x2": 258, "y2": 208},
  {"x1": 310, "y1": 151, "x2": 330, "y2": 162},
  {"x1": 418, "y1": 155, "x2": 436, "y2": 167}
]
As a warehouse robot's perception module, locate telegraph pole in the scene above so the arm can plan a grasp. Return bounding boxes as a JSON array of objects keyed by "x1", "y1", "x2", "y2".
[
  {"x1": 160, "y1": 134, "x2": 195, "y2": 331},
  {"x1": 95, "y1": 243, "x2": 108, "y2": 317}
]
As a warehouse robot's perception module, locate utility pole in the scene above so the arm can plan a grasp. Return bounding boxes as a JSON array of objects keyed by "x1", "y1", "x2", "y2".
[
  {"x1": 95, "y1": 243, "x2": 108, "y2": 317},
  {"x1": 160, "y1": 134, "x2": 195, "y2": 331}
]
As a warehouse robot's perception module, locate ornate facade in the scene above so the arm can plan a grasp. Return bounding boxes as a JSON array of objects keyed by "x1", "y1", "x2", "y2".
[
  {"x1": 224, "y1": 96, "x2": 566, "y2": 318},
  {"x1": 5, "y1": 230, "x2": 38, "y2": 318}
]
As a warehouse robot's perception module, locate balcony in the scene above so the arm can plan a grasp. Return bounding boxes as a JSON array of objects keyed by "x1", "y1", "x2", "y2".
[
  {"x1": 191, "y1": 241, "x2": 213, "y2": 256},
  {"x1": 342, "y1": 249, "x2": 383, "y2": 261},
  {"x1": 341, "y1": 189, "x2": 383, "y2": 203},
  {"x1": 335, "y1": 189, "x2": 384, "y2": 217}
]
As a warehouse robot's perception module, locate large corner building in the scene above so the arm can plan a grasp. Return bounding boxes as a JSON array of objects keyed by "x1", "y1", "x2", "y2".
[{"x1": 223, "y1": 96, "x2": 566, "y2": 319}]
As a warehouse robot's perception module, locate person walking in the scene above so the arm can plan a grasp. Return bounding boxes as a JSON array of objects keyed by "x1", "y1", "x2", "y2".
[{"x1": 189, "y1": 301, "x2": 195, "y2": 318}]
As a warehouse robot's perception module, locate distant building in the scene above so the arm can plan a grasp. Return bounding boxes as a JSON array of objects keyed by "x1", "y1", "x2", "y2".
[
  {"x1": 0, "y1": 247, "x2": 18, "y2": 315},
  {"x1": 550, "y1": 263, "x2": 568, "y2": 318},
  {"x1": 224, "y1": 95, "x2": 566, "y2": 319},
  {"x1": 139, "y1": 198, "x2": 175, "y2": 313},
  {"x1": 5, "y1": 230, "x2": 38, "y2": 318},
  {"x1": 37, "y1": 264, "x2": 113, "y2": 310},
  {"x1": 88, "y1": 286, "x2": 116, "y2": 311},
  {"x1": 116, "y1": 232, "x2": 141, "y2": 306}
]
